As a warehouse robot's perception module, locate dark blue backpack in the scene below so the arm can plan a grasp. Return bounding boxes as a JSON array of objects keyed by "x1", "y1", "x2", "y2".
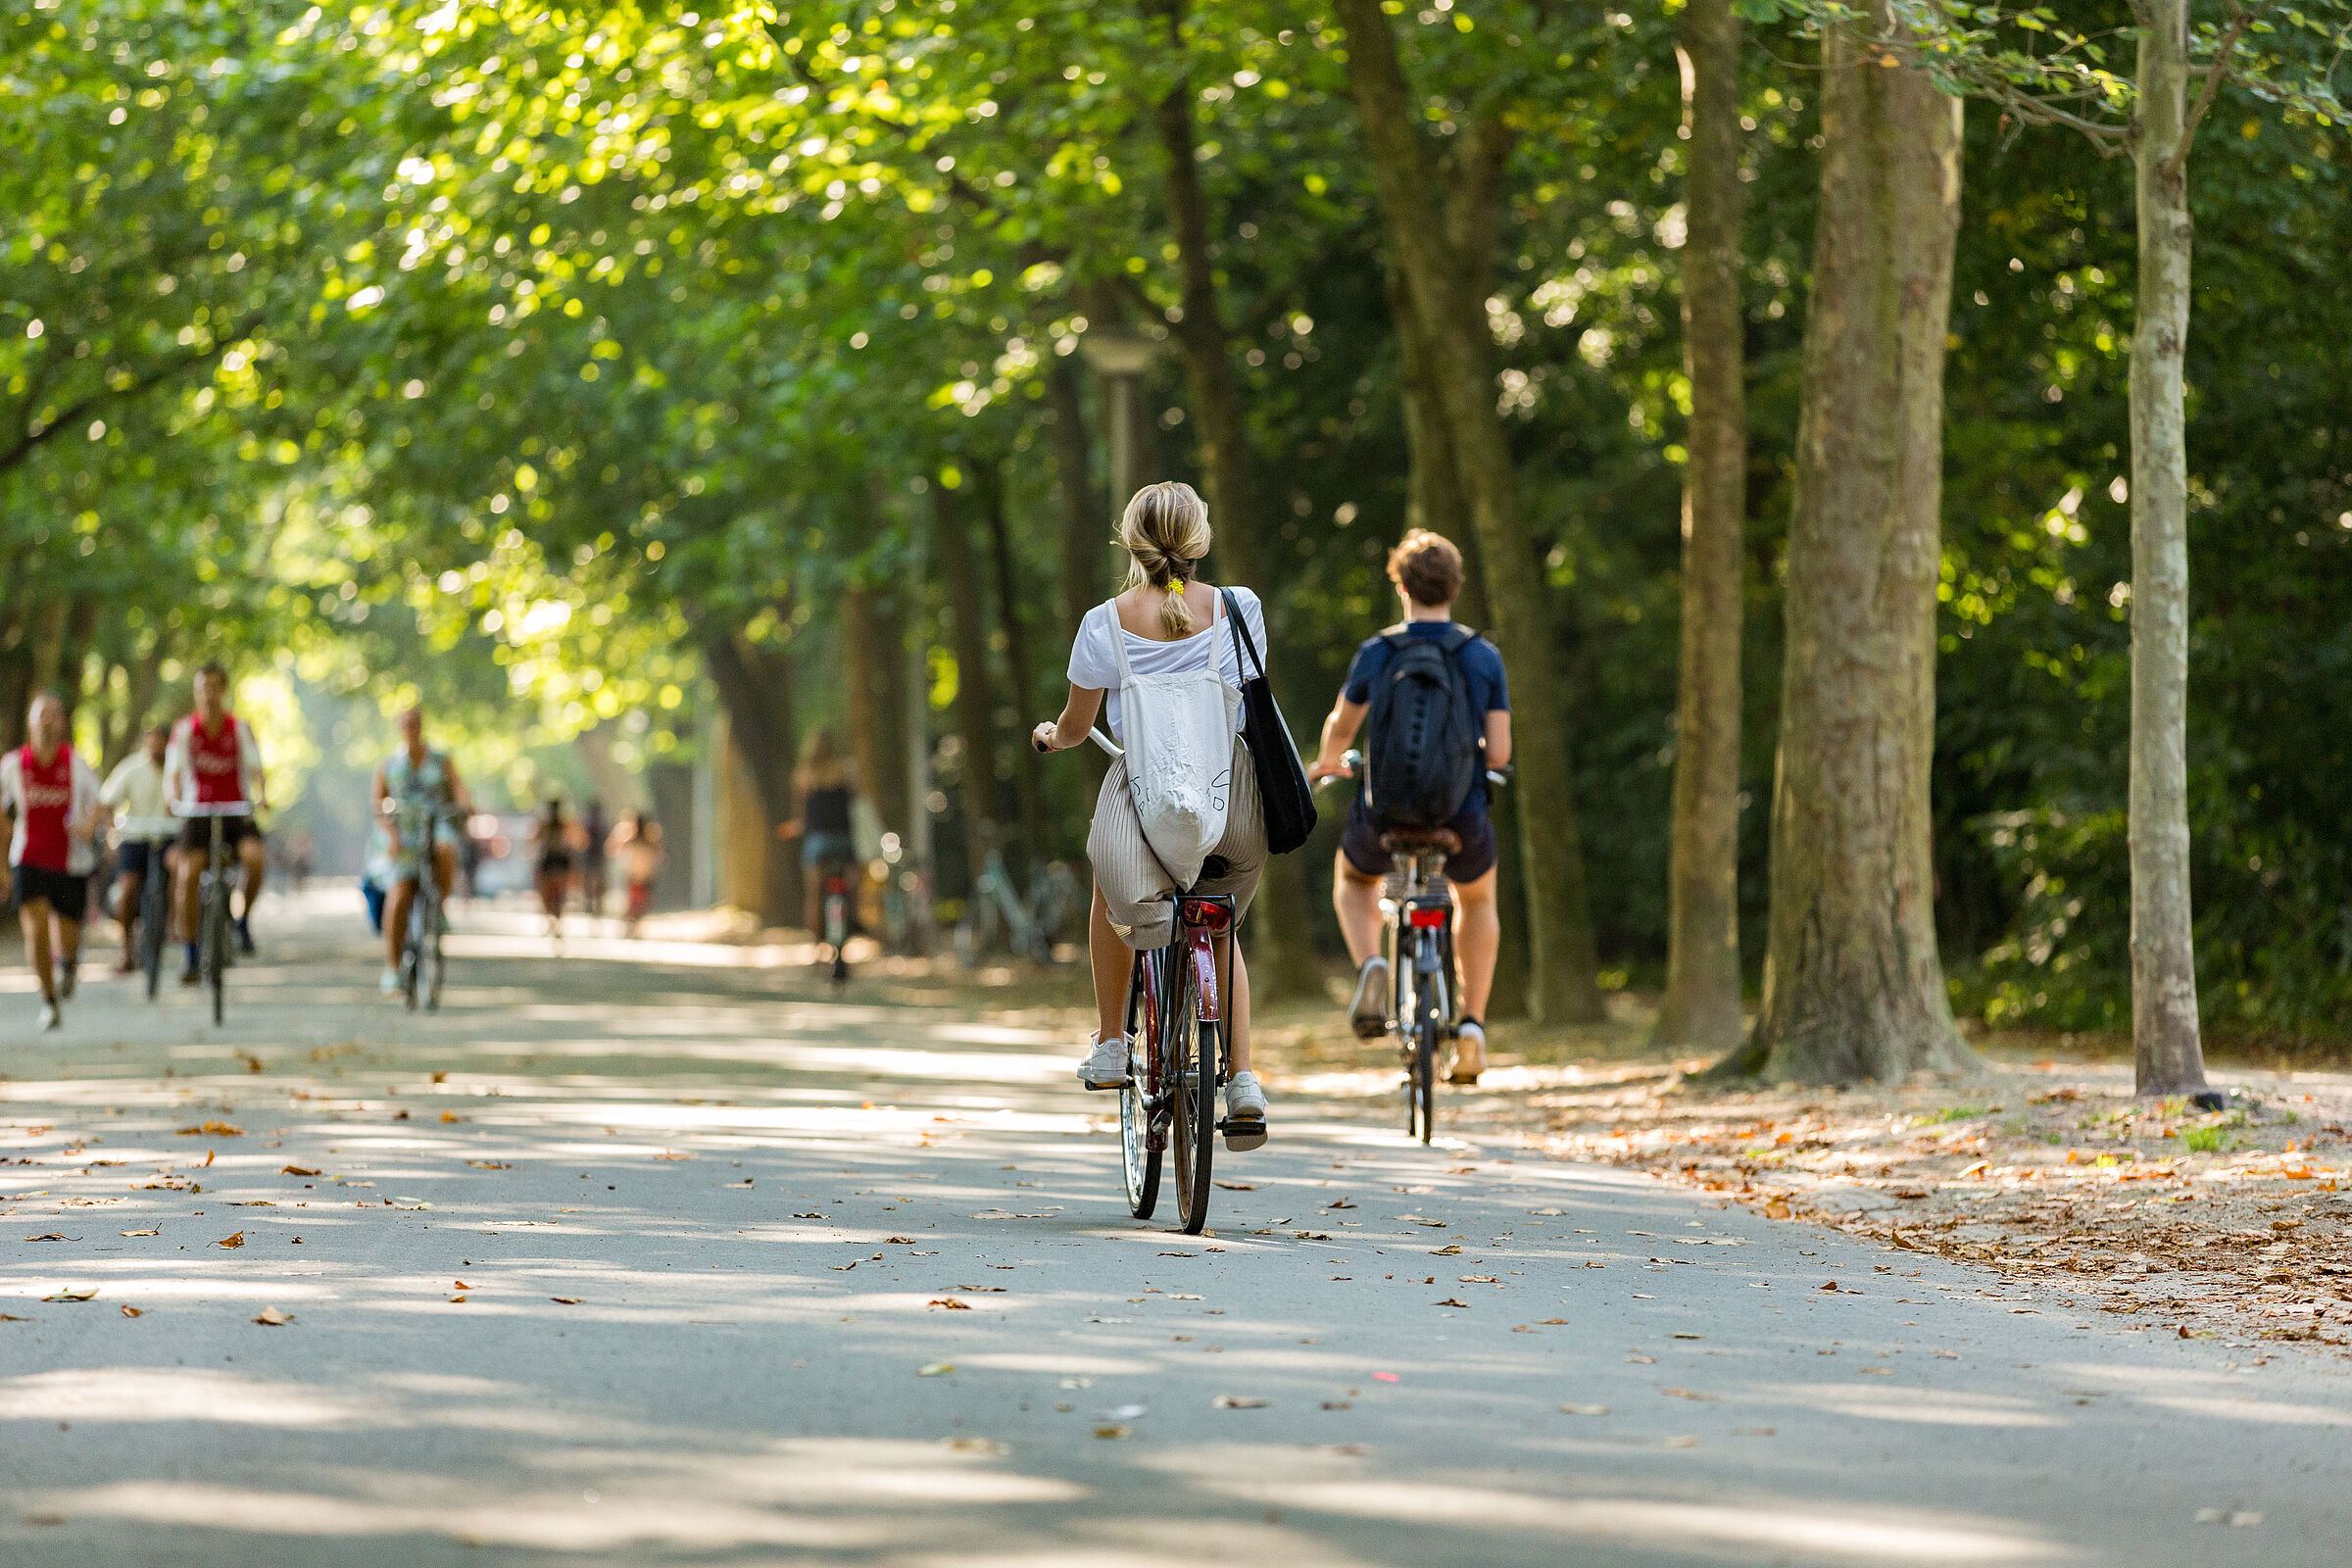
[{"x1": 1364, "y1": 625, "x2": 1481, "y2": 830}]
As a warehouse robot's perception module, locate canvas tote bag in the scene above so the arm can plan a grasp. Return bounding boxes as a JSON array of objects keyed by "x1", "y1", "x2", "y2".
[{"x1": 1108, "y1": 594, "x2": 1241, "y2": 890}]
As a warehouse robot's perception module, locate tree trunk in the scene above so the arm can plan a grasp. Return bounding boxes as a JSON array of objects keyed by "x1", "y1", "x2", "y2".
[
  {"x1": 1050, "y1": 356, "x2": 1105, "y2": 637},
  {"x1": 697, "y1": 617, "x2": 802, "y2": 926},
  {"x1": 0, "y1": 590, "x2": 32, "y2": 756},
  {"x1": 104, "y1": 626, "x2": 168, "y2": 772},
  {"x1": 2128, "y1": 0, "x2": 2211, "y2": 1099},
  {"x1": 1334, "y1": 0, "x2": 1603, "y2": 1023},
  {"x1": 51, "y1": 597, "x2": 99, "y2": 727},
  {"x1": 982, "y1": 464, "x2": 1051, "y2": 871},
  {"x1": 1654, "y1": 0, "x2": 1750, "y2": 1055},
  {"x1": 932, "y1": 479, "x2": 1002, "y2": 891},
  {"x1": 1721, "y1": 13, "x2": 1971, "y2": 1084},
  {"x1": 1150, "y1": 1, "x2": 1325, "y2": 1002},
  {"x1": 843, "y1": 584, "x2": 910, "y2": 837}
]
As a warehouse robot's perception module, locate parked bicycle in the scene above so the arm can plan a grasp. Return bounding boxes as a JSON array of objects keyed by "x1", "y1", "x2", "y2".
[
  {"x1": 1039, "y1": 727, "x2": 1237, "y2": 1234},
  {"x1": 116, "y1": 814, "x2": 178, "y2": 1001},
  {"x1": 1319, "y1": 751, "x2": 1510, "y2": 1144},
  {"x1": 176, "y1": 800, "x2": 248, "y2": 1025},
  {"x1": 958, "y1": 847, "x2": 1083, "y2": 966}
]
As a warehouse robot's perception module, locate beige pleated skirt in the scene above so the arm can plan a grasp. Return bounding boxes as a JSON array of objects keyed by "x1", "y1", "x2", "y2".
[{"x1": 1087, "y1": 737, "x2": 1266, "y2": 951}]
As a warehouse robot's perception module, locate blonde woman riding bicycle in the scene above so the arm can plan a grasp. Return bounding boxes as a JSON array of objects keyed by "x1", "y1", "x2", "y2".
[{"x1": 1033, "y1": 480, "x2": 1271, "y2": 1151}]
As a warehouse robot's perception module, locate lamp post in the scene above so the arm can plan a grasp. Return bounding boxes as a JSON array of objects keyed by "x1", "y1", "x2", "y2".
[{"x1": 1078, "y1": 324, "x2": 1162, "y2": 514}]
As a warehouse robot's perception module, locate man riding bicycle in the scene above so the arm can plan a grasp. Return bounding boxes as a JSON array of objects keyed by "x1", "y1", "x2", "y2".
[
  {"x1": 1305, "y1": 529, "x2": 1512, "y2": 1085},
  {"x1": 165, "y1": 662, "x2": 268, "y2": 985},
  {"x1": 369, "y1": 706, "x2": 469, "y2": 997}
]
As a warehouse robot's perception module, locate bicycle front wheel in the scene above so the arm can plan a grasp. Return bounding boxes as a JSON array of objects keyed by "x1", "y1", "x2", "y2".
[
  {"x1": 1119, "y1": 1023, "x2": 1160, "y2": 1220},
  {"x1": 422, "y1": 894, "x2": 446, "y2": 1012},
  {"x1": 203, "y1": 886, "x2": 227, "y2": 1026},
  {"x1": 1169, "y1": 986, "x2": 1217, "y2": 1236},
  {"x1": 141, "y1": 878, "x2": 167, "y2": 1001}
]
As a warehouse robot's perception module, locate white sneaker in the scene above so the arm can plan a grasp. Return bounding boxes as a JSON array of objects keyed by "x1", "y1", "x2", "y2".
[
  {"x1": 1348, "y1": 956, "x2": 1390, "y2": 1039},
  {"x1": 1078, "y1": 1032, "x2": 1131, "y2": 1091},
  {"x1": 37, "y1": 1001, "x2": 61, "y2": 1032},
  {"x1": 1448, "y1": 1020, "x2": 1487, "y2": 1085},
  {"x1": 379, "y1": 965, "x2": 401, "y2": 996},
  {"x1": 1223, "y1": 1071, "x2": 1269, "y2": 1151}
]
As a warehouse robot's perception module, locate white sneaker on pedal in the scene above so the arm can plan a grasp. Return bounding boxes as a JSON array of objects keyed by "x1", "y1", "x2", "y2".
[
  {"x1": 1348, "y1": 956, "x2": 1390, "y2": 1039},
  {"x1": 37, "y1": 1001, "x2": 61, "y2": 1032},
  {"x1": 1447, "y1": 1020, "x2": 1487, "y2": 1085},
  {"x1": 379, "y1": 965, "x2": 401, "y2": 997},
  {"x1": 1222, "y1": 1071, "x2": 1269, "y2": 1151},
  {"x1": 1078, "y1": 1031, "x2": 1131, "y2": 1091}
]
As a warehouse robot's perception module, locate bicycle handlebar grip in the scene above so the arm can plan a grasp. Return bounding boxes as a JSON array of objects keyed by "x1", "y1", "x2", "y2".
[{"x1": 1032, "y1": 734, "x2": 1054, "y2": 754}]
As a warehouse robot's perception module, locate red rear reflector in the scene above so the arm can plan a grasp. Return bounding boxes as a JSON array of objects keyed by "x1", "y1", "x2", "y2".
[
  {"x1": 1180, "y1": 898, "x2": 1233, "y2": 931},
  {"x1": 1406, "y1": 906, "x2": 1448, "y2": 929}
]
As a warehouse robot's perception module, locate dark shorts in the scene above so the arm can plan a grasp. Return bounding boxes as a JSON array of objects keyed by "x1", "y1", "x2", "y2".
[
  {"x1": 1339, "y1": 795, "x2": 1498, "y2": 884},
  {"x1": 177, "y1": 814, "x2": 259, "y2": 856},
  {"x1": 538, "y1": 854, "x2": 572, "y2": 879},
  {"x1": 117, "y1": 840, "x2": 159, "y2": 880},
  {"x1": 12, "y1": 863, "x2": 90, "y2": 922}
]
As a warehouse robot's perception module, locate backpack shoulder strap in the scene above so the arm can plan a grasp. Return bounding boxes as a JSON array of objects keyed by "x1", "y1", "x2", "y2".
[{"x1": 1443, "y1": 624, "x2": 1477, "y2": 653}]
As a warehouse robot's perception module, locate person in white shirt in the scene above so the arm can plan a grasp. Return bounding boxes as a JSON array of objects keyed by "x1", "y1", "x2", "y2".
[
  {"x1": 1032, "y1": 480, "x2": 1272, "y2": 1150},
  {"x1": 100, "y1": 725, "x2": 172, "y2": 973}
]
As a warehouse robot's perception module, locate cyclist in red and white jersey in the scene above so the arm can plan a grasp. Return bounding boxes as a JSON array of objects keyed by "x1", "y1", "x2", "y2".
[
  {"x1": 0, "y1": 692, "x2": 107, "y2": 1031},
  {"x1": 165, "y1": 662, "x2": 269, "y2": 984}
]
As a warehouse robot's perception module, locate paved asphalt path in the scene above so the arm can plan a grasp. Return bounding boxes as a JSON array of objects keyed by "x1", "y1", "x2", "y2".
[{"x1": 3, "y1": 894, "x2": 2350, "y2": 1566}]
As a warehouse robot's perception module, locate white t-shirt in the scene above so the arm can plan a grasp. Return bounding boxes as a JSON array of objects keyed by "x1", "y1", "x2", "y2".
[
  {"x1": 1, "y1": 746, "x2": 104, "y2": 875},
  {"x1": 102, "y1": 753, "x2": 171, "y2": 835},
  {"x1": 1065, "y1": 587, "x2": 1268, "y2": 745}
]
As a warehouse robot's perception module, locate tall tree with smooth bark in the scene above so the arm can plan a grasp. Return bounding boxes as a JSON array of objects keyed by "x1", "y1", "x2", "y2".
[
  {"x1": 1150, "y1": 0, "x2": 1325, "y2": 1001},
  {"x1": 1716, "y1": 11, "x2": 1973, "y2": 1083},
  {"x1": 1333, "y1": 0, "x2": 1604, "y2": 1022},
  {"x1": 1653, "y1": 0, "x2": 1749, "y2": 1054}
]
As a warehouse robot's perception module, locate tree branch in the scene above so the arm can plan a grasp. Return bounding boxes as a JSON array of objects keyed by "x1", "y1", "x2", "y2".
[
  {"x1": 0, "y1": 311, "x2": 264, "y2": 478},
  {"x1": 2167, "y1": 2, "x2": 2267, "y2": 181}
]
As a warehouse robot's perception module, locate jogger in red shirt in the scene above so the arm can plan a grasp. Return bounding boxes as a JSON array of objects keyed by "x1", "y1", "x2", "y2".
[{"x1": 0, "y1": 693, "x2": 107, "y2": 1031}]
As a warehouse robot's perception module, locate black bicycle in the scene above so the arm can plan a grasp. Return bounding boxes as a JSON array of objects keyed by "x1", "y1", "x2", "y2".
[
  {"x1": 1040, "y1": 726, "x2": 1236, "y2": 1235},
  {"x1": 1321, "y1": 752, "x2": 1509, "y2": 1144},
  {"x1": 118, "y1": 814, "x2": 177, "y2": 1000},
  {"x1": 387, "y1": 800, "x2": 453, "y2": 1012},
  {"x1": 178, "y1": 801, "x2": 247, "y2": 1025},
  {"x1": 817, "y1": 856, "x2": 854, "y2": 989}
]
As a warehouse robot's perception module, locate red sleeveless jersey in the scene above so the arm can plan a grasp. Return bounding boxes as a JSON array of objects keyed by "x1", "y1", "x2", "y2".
[
  {"x1": 13, "y1": 744, "x2": 75, "y2": 872},
  {"x1": 178, "y1": 712, "x2": 247, "y2": 806}
]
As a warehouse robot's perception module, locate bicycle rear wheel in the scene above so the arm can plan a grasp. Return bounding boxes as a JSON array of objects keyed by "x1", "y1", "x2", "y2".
[
  {"x1": 1169, "y1": 980, "x2": 1217, "y2": 1236},
  {"x1": 1405, "y1": 939, "x2": 1438, "y2": 1144}
]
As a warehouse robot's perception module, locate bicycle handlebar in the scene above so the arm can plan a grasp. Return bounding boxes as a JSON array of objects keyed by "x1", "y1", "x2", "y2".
[
  {"x1": 173, "y1": 801, "x2": 254, "y2": 818},
  {"x1": 1313, "y1": 751, "x2": 1513, "y2": 790},
  {"x1": 1034, "y1": 726, "x2": 1124, "y2": 760}
]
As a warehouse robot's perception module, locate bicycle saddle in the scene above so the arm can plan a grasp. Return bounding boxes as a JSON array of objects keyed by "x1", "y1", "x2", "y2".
[{"x1": 1379, "y1": 828, "x2": 1460, "y2": 856}]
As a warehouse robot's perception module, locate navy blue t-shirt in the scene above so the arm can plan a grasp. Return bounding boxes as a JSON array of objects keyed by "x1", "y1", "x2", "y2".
[{"x1": 1344, "y1": 621, "x2": 1510, "y2": 813}]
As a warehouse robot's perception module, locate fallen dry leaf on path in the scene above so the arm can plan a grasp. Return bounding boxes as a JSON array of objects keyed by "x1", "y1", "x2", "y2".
[
  {"x1": 1627, "y1": 1354, "x2": 1657, "y2": 1364},
  {"x1": 947, "y1": 1285, "x2": 1006, "y2": 1293},
  {"x1": 42, "y1": 1287, "x2": 97, "y2": 1302},
  {"x1": 175, "y1": 1122, "x2": 242, "y2": 1137},
  {"x1": 252, "y1": 1306, "x2": 294, "y2": 1325},
  {"x1": 1433, "y1": 1298, "x2": 1470, "y2": 1308},
  {"x1": 1459, "y1": 1275, "x2": 1499, "y2": 1285},
  {"x1": 916, "y1": 1361, "x2": 955, "y2": 1376},
  {"x1": 1429, "y1": 1245, "x2": 1462, "y2": 1255},
  {"x1": 551, "y1": 1297, "x2": 583, "y2": 1305},
  {"x1": 466, "y1": 1161, "x2": 512, "y2": 1171},
  {"x1": 215, "y1": 1232, "x2": 244, "y2": 1249},
  {"x1": 928, "y1": 1298, "x2": 973, "y2": 1310},
  {"x1": 654, "y1": 1151, "x2": 691, "y2": 1160},
  {"x1": 1212, "y1": 1181, "x2": 1258, "y2": 1191},
  {"x1": 120, "y1": 1304, "x2": 143, "y2": 1317},
  {"x1": 120, "y1": 1230, "x2": 158, "y2": 1238},
  {"x1": 439, "y1": 1112, "x2": 463, "y2": 1124},
  {"x1": 22, "y1": 1234, "x2": 66, "y2": 1242},
  {"x1": 1212, "y1": 1395, "x2": 1270, "y2": 1409},
  {"x1": 1661, "y1": 1387, "x2": 1717, "y2": 1401},
  {"x1": 280, "y1": 1165, "x2": 319, "y2": 1176}
]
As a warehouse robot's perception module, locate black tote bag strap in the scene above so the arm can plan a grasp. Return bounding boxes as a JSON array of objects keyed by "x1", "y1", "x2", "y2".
[{"x1": 1220, "y1": 589, "x2": 1265, "y2": 684}]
